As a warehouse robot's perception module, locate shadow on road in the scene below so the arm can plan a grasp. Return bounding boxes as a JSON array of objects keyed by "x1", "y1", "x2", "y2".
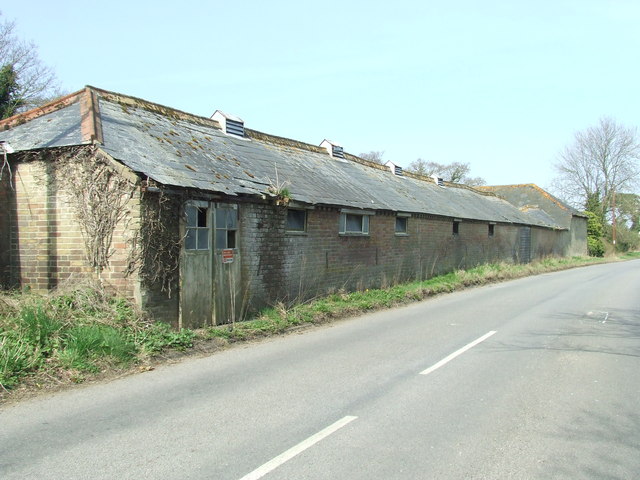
[
  {"x1": 540, "y1": 404, "x2": 640, "y2": 479},
  {"x1": 491, "y1": 307, "x2": 640, "y2": 359}
]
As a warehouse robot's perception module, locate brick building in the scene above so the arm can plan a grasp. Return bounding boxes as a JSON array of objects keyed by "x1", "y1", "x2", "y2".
[{"x1": 0, "y1": 87, "x2": 587, "y2": 328}]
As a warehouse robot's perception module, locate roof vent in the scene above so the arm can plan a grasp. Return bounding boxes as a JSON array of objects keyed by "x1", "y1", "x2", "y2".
[
  {"x1": 385, "y1": 161, "x2": 403, "y2": 177},
  {"x1": 431, "y1": 175, "x2": 445, "y2": 187},
  {"x1": 320, "y1": 139, "x2": 345, "y2": 159},
  {"x1": 211, "y1": 110, "x2": 245, "y2": 137}
]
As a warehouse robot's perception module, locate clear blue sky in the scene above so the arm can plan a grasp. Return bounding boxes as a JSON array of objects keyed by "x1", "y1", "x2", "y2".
[{"x1": 4, "y1": 1, "x2": 640, "y2": 188}]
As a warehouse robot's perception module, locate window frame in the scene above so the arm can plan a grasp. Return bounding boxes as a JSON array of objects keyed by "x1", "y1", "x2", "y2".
[
  {"x1": 214, "y1": 203, "x2": 238, "y2": 250},
  {"x1": 395, "y1": 215, "x2": 409, "y2": 235},
  {"x1": 339, "y1": 209, "x2": 373, "y2": 236},
  {"x1": 488, "y1": 223, "x2": 495, "y2": 237},
  {"x1": 184, "y1": 201, "x2": 210, "y2": 251},
  {"x1": 452, "y1": 219, "x2": 461, "y2": 236},
  {"x1": 286, "y1": 208, "x2": 307, "y2": 233}
]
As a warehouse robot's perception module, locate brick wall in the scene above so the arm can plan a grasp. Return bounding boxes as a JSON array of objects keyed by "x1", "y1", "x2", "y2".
[
  {"x1": 1, "y1": 159, "x2": 580, "y2": 325},
  {"x1": 530, "y1": 220, "x2": 587, "y2": 259},
  {"x1": 239, "y1": 203, "x2": 527, "y2": 311},
  {"x1": 0, "y1": 163, "x2": 11, "y2": 287},
  {"x1": 1, "y1": 157, "x2": 140, "y2": 299},
  {"x1": 239, "y1": 202, "x2": 289, "y2": 308}
]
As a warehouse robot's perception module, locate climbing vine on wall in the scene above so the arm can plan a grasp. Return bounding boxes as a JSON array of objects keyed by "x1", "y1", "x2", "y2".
[
  {"x1": 126, "y1": 188, "x2": 183, "y2": 296},
  {"x1": 58, "y1": 146, "x2": 136, "y2": 273}
]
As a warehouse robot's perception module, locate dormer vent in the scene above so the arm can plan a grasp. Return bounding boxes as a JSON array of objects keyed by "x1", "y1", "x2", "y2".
[
  {"x1": 211, "y1": 110, "x2": 245, "y2": 137},
  {"x1": 225, "y1": 118, "x2": 244, "y2": 136},
  {"x1": 320, "y1": 139, "x2": 345, "y2": 159},
  {"x1": 385, "y1": 161, "x2": 403, "y2": 177},
  {"x1": 431, "y1": 175, "x2": 445, "y2": 187}
]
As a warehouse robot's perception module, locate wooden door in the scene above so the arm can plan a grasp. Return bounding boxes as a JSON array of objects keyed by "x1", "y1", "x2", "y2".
[{"x1": 180, "y1": 201, "x2": 213, "y2": 328}]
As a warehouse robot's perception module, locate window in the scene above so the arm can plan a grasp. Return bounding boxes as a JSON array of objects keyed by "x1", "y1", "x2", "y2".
[
  {"x1": 215, "y1": 204, "x2": 237, "y2": 249},
  {"x1": 452, "y1": 220, "x2": 460, "y2": 236},
  {"x1": 185, "y1": 204, "x2": 209, "y2": 250},
  {"x1": 488, "y1": 224, "x2": 495, "y2": 237},
  {"x1": 286, "y1": 209, "x2": 307, "y2": 232},
  {"x1": 339, "y1": 213, "x2": 369, "y2": 235},
  {"x1": 395, "y1": 216, "x2": 408, "y2": 234}
]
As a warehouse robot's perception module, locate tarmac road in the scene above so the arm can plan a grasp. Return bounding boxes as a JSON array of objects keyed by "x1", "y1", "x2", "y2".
[{"x1": 1, "y1": 260, "x2": 639, "y2": 479}]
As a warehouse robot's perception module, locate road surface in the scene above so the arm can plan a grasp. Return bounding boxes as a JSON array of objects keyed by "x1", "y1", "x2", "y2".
[{"x1": 1, "y1": 260, "x2": 639, "y2": 479}]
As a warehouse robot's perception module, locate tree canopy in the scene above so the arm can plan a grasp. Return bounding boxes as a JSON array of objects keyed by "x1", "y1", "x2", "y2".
[
  {"x1": 0, "y1": 13, "x2": 60, "y2": 119},
  {"x1": 0, "y1": 63, "x2": 21, "y2": 118}
]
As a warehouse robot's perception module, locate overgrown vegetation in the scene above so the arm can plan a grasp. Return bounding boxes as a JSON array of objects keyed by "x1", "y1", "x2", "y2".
[
  {"x1": 204, "y1": 256, "x2": 621, "y2": 342},
  {"x1": 2, "y1": 254, "x2": 638, "y2": 397},
  {"x1": 58, "y1": 147, "x2": 137, "y2": 273},
  {"x1": 126, "y1": 188, "x2": 183, "y2": 296},
  {"x1": 585, "y1": 211, "x2": 605, "y2": 257},
  {"x1": 0, "y1": 281, "x2": 193, "y2": 393}
]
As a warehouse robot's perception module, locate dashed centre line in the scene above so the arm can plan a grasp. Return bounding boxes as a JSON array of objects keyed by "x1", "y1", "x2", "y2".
[
  {"x1": 240, "y1": 331, "x2": 496, "y2": 478},
  {"x1": 238, "y1": 415, "x2": 358, "y2": 480},
  {"x1": 420, "y1": 330, "x2": 497, "y2": 376}
]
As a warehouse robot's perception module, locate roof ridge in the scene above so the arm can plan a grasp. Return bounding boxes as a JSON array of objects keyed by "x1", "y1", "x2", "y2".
[
  {"x1": 87, "y1": 86, "x2": 222, "y2": 129},
  {"x1": 80, "y1": 87, "x2": 103, "y2": 144},
  {"x1": 245, "y1": 128, "x2": 327, "y2": 154}
]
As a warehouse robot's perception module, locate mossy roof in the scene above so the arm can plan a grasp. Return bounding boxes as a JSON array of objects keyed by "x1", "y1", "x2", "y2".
[{"x1": 0, "y1": 86, "x2": 563, "y2": 228}]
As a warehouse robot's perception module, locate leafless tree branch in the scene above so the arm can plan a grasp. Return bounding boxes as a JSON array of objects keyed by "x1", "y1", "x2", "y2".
[
  {"x1": 0, "y1": 12, "x2": 61, "y2": 114},
  {"x1": 553, "y1": 117, "x2": 640, "y2": 216}
]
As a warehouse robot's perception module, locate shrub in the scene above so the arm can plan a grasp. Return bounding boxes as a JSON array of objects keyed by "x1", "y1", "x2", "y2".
[
  {"x1": 588, "y1": 236, "x2": 605, "y2": 257},
  {"x1": 132, "y1": 322, "x2": 195, "y2": 355},
  {"x1": 585, "y1": 211, "x2": 605, "y2": 257}
]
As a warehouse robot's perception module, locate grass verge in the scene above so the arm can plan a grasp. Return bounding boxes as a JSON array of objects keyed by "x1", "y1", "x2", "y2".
[
  {"x1": 204, "y1": 255, "x2": 620, "y2": 342},
  {"x1": 0, "y1": 281, "x2": 194, "y2": 395},
  {"x1": 1, "y1": 254, "x2": 637, "y2": 398}
]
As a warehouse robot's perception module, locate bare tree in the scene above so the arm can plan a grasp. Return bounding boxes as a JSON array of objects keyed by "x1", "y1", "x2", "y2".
[
  {"x1": 406, "y1": 159, "x2": 485, "y2": 186},
  {"x1": 359, "y1": 150, "x2": 385, "y2": 164},
  {"x1": 553, "y1": 117, "x2": 640, "y2": 220},
  {"x1": 405, "y1": 158, "x2": 429, "y2": 175},
  {"x1": 0, "y1": 12, "x2": 60, "y2": 118}
]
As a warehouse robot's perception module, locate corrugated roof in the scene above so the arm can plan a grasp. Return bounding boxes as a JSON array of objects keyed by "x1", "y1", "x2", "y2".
[{"x1": 0, "y1": 87, "x2": 563, "y2": 229}]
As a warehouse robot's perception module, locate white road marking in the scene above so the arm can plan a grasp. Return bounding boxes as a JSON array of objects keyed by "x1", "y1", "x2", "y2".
[
  {"x1": 238, "y1": 415, "x2": 358, "y2": 480},
  {"x1": 587, "y1": 310, "x2": 610, "y2": 323},
  {"x1": 420, "y1": 330, "x2": 497, "y2": 375}
]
